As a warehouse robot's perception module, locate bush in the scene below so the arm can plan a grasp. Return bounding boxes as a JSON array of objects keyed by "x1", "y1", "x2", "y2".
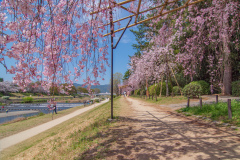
[
  {"x1": 2, "y1": 96, "x2": 10, "y2": 100},
  {"x1": 148, "y1": 85, "x2": 156, "y2": 95},
  {"x1": 191, "y1": 80, "x2": 210, "y2": 95},
  {"x1": 182, "y1": 83, "x2": 202, "y2": 98},
  {"x1": 131, "y1": 90, "x2": 134, "y2": 95},
  {"x1": 22, "y1": 97, "x2": 34, "y2": 103},
  {"x1": 232, "y1": 81, "x2": 240, "y2": 96},
  {"x1": 173, "y1": 86, "x2": 182, "y2": 95},
  {"x1": 94, "y1": 99, "x2": 100, "y2": 103},
  {"x1": 140, "y1": 89, "x2": 146, "y2": 95},
  {"x1": 158, "y1": 82, "x2": 172, "y2": 96},
  {"x1": 134, "y1": 89, "x2": 140, "y2": 96}
]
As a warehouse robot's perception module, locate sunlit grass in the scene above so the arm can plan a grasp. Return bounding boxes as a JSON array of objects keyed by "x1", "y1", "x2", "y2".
[
  {"x1": 0, "y1": 97, "x2": 123, "y2": 160},
  {"x1": 178, "y1": 100, "x2": 240, "y2": 126}
]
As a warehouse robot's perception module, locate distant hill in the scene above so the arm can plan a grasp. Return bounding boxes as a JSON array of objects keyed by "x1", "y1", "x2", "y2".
[{"x1": 73, "y1": 83, "x2": 110, "y2": 93}]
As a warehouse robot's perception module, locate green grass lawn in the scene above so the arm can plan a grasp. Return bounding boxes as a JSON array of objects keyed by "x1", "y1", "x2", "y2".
[{"x1": 178, "y1": 100, "x2": 240, "y2": 126}]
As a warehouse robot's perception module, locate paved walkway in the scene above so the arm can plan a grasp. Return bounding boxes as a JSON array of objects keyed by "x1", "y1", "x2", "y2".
[{"x1": 0, "y1": 99, "x2": 109, "y2": 152}]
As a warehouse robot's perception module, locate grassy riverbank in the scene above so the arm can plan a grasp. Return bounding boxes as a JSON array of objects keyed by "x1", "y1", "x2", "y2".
[
  {"x1": 1, "y1": 97, "x2": 122, "y2": 160},
  {"x1": 0, "y1": 104, "x2": 86, "y2": 139}
]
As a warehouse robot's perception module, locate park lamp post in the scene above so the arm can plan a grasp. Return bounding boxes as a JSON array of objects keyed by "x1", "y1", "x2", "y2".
[{"x1": 91, "y1": 0, "x2": 206, "y2": 119}]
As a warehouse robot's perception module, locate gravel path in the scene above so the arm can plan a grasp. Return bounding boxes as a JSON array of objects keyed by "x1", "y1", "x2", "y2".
[
  {"x1": 82, "y1": 96, "x2": 240, "y2": 160},
  {"x1": 0, "y1": 99, "x2": 109, "y2": 152}
]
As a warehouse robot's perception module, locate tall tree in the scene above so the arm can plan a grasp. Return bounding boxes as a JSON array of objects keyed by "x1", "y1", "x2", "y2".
[{"x1": 110, "y1": 72, "x2": 123, "y2": 95}]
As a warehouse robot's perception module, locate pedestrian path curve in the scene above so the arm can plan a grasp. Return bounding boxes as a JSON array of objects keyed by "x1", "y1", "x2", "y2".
[{"x1": 0, "y1": 99, "x2": 109, "y2": 152}]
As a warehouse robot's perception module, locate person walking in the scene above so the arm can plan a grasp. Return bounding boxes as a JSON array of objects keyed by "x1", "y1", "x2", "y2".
[{"x1": 53, "y1": 104, "x2": 57, "y2": 114}]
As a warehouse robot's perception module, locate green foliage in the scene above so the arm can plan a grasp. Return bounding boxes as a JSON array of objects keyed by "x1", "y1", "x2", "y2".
[
  {"x1": 123, "y1": 69, "x2": 131, "y2": 80},
  {"x1": 148, "y1": 84, "x2": 160, "y2": 95},
  {"x1": 131, "y1": 90, "x2": 134, "y2": 95},
  {"x1": 140, "y1": 89, "x2": 146, "y2": 95},
  {"x1": 134, "y1": 89, "x2": 141, "y2": 95},
  {"x1": 0, "y1": 92, "x2": 4, "y2": 97},
  {"x1": 2, "y1": 96, "x2": 10, "y2": 100},
  {"x1": 49, "y1": 86, "x2": 60, "y2": 95},
  {"x1": 148, "y1": 85, "x2": 155, "y2": 95},
  {"x1": 173, "y1": 86, "x2": 182, "y2": 95},
  {"x1": 191, "y1": 80, "x2": 210, "y2": 95},
  {"x1": 111, "y1": 72, "x2": 123, "y2": 95},
  {"x1": 93, "y1": 88, "x2": 100, "y2": 94},
  {"x1": 22, "y1": 97, "x2": 34, "y2": 103},
  {"x1": 0, "y1": 78, "x2": 3, "y2": 82},
  {"x1": 94, "y1": 99, "x2": 100, "y2": 103},
  {"x1": 182, "y1": 83, "x2": 202, "y2": 98},
  {"x1": 232, "y1": 81, "x2": 240, "y2": 96},
  {"x1": 38, "y1": 112, "x2": 45, "y2": 116},
  {"x1": 158, "y1": 82, "x2": 172, "y2": 96},
  {"x1": 77, "y1": 86, "x2": 88, "y2": 93},
  {"x1": 172, "y1": 72, "x2": 191, "y2": 87},
  {"x1": 179, "y1": 100, "x2": 240, "y2": 125},
  {"x1": 130, "y1": 15, "x2": 151, "y2": 56}
]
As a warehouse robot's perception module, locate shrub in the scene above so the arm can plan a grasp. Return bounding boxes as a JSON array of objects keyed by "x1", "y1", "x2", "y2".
[
  {"x1": 158, "y1": 82, "x2": 172, "y2": 96},
  {"x1": 173, "y1": 86, "x2": 182, "y2": 95},
  {"x1": 191, "y1": 80, "x2": 210, "y2": 95},
  {"x1": 182, "y1": 83, "x2": 202, "y2": 98},
  {"x1": 22, "y1": 97, "x2": 34, "y2": 103},
  {"x1": 134, "y1": 89, "x2": 140, "y2": 96},
  {"x1": 148, "y1": 85, "x2": 156, "y2": 95},
  {"x1": 232, "y1": 81, "x2": 240, "y2": 96},
  {"x1": 95, "y1": 99, "x2": 100, "y2": 103},
  {"x1": 140, "y1": 89, "x2": 146, "y2": 95},
  {"x1": 131, "y1": 90, "x2": 134, "y2": 95},
  {"x1": 2, "y1": 96, "x2": 10, "y2": 100}
]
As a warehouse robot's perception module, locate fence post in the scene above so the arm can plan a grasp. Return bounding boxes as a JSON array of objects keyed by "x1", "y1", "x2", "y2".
[
  {"x1": 216, "y1": 95, "x2": 218, "y2": 104},
  {"x1": 149, "y1": 95, "x2": 150, "y2": 99},
  {"x1": 152, "y1": 95, "x2": 153, "y2": 100},
  {"x1": 155, "y1": 94, "x2": 157, "y2": 101},
  {"x1": 228, "y1": 99, "x2": 232, "y2": 120},
  {"x1": 187, "y1": 97, "x2": 190, "y2": 108},
  {"x1": 200, "y1": 98, "x2": 202, "y2": 109}
]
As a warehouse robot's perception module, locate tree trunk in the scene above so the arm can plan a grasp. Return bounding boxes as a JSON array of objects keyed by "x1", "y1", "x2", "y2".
[
  {"x1": 166, "y1": 77, "x2": 169, "y2": 97},
  {"x1": 222, "y1": 57, "x2": 232, "y2": 95},
  {"x1": 222, "y1": 8, "x2": 232, "y2": 95}
]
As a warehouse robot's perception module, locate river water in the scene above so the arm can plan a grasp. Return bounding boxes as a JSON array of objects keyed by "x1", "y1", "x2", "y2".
[{"x1": 0, "y1": 103, "x2": 83, "y2": 124}]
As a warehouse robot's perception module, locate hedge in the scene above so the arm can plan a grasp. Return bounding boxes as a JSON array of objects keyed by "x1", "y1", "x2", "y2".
[
  {"x1": 2, "y1": 96, "x2": 10, "y2": 100},
  {"x1": 22, "y1": 97, "x2": 34, "y2": 103}
]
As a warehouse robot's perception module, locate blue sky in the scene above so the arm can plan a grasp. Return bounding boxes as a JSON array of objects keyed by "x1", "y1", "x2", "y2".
[{"x1": 0, "y1": 3, "x2": 138, "y2": 85}]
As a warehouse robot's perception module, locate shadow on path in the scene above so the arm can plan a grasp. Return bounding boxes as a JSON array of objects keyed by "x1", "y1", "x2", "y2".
[{"x1": 76, "y1": 113, "x2": 240, "y2": 160}]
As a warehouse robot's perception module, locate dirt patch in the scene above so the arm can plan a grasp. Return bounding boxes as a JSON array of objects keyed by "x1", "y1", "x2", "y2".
[{"x1": 78, "y1": 96, "x2": 240, "y2": 160}]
